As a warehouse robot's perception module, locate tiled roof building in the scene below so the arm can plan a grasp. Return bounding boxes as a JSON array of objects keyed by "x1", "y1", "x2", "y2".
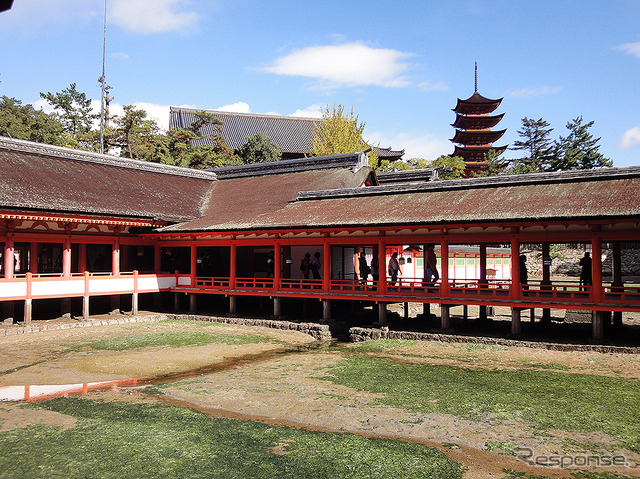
[{"x1": 169, "y1": 107, "x2": 404, "y2": 161}]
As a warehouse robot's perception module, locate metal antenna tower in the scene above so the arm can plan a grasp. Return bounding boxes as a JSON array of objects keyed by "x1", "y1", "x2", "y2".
[{"x1": 99, "y1": 0, "x2": 107, "y2": 154}]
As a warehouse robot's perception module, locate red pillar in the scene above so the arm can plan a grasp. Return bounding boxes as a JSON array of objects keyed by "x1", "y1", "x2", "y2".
[
  {"x1": 274, "y1": 241, "x2": 281, "y2": 289},
  {"x1": 30, "y1": 242, "x2": 38, "y2": 274},
  {"x1": 510, "y1": 238, "x2": 521, "y2": 299},
  {"x1": 229, "y1": 243, "x2": 237, "y2": 289},
  {"x1": 154, "y1": 243, "x2": 162, "y2": 274},
  {"x1": 4, "y1": 235, "x2": 14, "y2": 279},
  {"x1": 440, "y1": 240, "x2": 449, "y2": 296},
  {"x1": 322, "y1": 240, "x2": 331, "y2": 292},
  {"x1": 78, "y1": 243, "x2": 87, "y2": 274},
  {"x1": 62, "y1": 237, "x2": 72, "y2": 277},
  {"x1": 377, "y1": 240, "x2": 386, "y2": 295},
  {"x1": 112, "y1": 238, "x2": 120, "y2": 276},
  {"x1": 591, "y1": 236, "x2": 603, "y2": 303},
  {"x1": 190, "y1": 243, "x2": 197, "y2": 286}
]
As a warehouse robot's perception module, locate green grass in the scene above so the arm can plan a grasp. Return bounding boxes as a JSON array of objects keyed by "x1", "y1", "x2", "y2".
[
  {"x1": 320, "y1": 356, "x2": 640, "y2": 453},
  {"x1": 62, "y1": 331, "x2": 273, "y2": 352},
  {"x1": 0, "y1": 398, "x2": 464, "y2": 479},
  {"x1": 349, "y1": 339, "x2": 417, "y2": 352}
]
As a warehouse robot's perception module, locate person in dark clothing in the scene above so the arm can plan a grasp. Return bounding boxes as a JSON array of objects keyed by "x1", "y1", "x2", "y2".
[
  {"x1": 519, "y1": 254, "x2": 528, "y2": 286},
  {"x1": 311, "y1": 251, "x2": 321, "y2": 279},
  {"x1": 301, "y1": 253, "x2": 311, "y2": 279},
  {"x1": 579, "y1": 252, "x2": 592, "y2": 287}
]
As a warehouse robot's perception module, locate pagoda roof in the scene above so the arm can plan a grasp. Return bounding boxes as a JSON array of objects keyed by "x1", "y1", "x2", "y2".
[
  {"x1": 453, "y1": 92, "x2": 503, "y2": 115},
  {"x1": 451, "y1": 129, "x2": 507, "y2": 146},
  {"x1": 452, "y1": 113, "x2": 504, "y2": 130},
  {"x1": 453, "y1": 145, "x2": 508, "y2": 162}
]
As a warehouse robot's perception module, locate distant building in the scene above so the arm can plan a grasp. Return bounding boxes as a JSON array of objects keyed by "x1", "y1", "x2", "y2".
[
  {"x1": 450, "y1": 65, "x2": 508, "y2": 175},
  {"x1": 169, "y1": 107, "x2": 404, "y2": 162}
]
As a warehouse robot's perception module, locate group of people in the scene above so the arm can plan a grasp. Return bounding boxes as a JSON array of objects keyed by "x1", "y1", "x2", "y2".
[{"x1": 300, "y1": 252, "x2": 322, "y2": 279}]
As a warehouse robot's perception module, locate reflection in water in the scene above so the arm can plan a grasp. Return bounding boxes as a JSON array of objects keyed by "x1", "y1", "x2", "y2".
[{"x1": 0, "y1": 340, "x2": 336, "y2": 402}]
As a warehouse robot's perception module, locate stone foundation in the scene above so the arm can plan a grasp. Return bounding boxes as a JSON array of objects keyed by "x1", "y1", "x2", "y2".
[
  {"x1": 0, "y1": 313, "x2": 332, "y2": 341},
  {"x1": 349, "y1": 326, "x2": 640, "y2": 354}
]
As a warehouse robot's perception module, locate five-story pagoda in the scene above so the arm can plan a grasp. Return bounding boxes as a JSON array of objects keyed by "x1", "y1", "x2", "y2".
[{"x1": 451, "y1": 64, "x2": 507, "y2": 175}]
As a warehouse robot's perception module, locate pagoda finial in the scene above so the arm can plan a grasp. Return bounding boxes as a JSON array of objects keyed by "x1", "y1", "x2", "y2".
[{"x1": 474, "y1": 62, "x2": 478, "y2": 93}]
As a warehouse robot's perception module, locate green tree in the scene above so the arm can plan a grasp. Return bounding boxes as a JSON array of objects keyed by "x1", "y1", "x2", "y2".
[
  {"x1": 111, "y1": 105, "x2": 159, "y2": 159},
  {"x1": 473, "y1": 149, "x2": 508, "y2": 177},
  {"x1": 311, "y1": 104, "x2": 379, "y2": 168},
  {"x1": 511, "y1": 117, "x2": 554, "y2": 173},
  {"x1": 550, "y1": 116, "x2": 612, "y2": 171},
  {"x1": 237, "y1": 132, "x2": 282, "y2": 164},
  {"x1": 425, "y1": 155, "x2": 466, "y2": 179},
  {"x1": 382, "y1": 155, "x2": 465, "y2": 180},
  {"x1": 39, "y1": 83, "x2": 96, "y2": 137},
  {"x1": 0, "y1": 96, "x2": 65, "y2": 145}
]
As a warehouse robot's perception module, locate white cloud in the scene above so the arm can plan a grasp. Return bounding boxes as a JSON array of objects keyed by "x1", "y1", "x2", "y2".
[
  {"x1": 261, "y1": 43, "x2": 414, "y2": 89},
  {"x1": 505, "y1": 86, "x2": 561, "y2": 98},
  {"x1": 289, "y1": 105, "x2": 323, "y2": 118},
  {"x1": 620, "y1": 126, "x2": 640, "y2": 148},
  {"x1": 109, "y1": 0, "x2": 198, "y2": 34},
  {"x1": 216, "y1": 102, "x2": 251, "y2": 113},
  {"x1": 366, "y1": 130, "x2": 451, "y2": 161},
  {"x1": 616, "y1": 42, "x2": 640, "y2": 59}
]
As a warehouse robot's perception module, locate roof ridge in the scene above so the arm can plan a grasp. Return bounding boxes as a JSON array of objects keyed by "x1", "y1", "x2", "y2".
[
  {"x1": 209, "y1": 152, "x2": 370, "y2": 179},
  {"x1": 169, "y1": 106, "x2": 320, "y2": 122},
  {"x1": 298, "y1": 166, "x2": 640, "y2": 200},
  {"x1": 0, "y1": 136, "x2": 218, "y2": 180}
]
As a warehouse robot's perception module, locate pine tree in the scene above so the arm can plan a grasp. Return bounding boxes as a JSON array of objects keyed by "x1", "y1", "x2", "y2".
[
  {"x1": 512, "y1": 117, "x2": 554, "y2": 172},
  {"x1": 550, "y1": 116, "x2": 612, "y2": 171}
]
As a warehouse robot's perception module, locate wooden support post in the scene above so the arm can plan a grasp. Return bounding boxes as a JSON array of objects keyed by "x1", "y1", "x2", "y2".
[
  {"x1": 83, "y1": 295, "x2": 90, "y2": 321},
  {"x1": 173, "y1": 292, "x2": 180, "y2": 313},
  {"x1": 322, "y1": 299, "x2": 331, "y2": 320},
  {"x1": 378, "y1": 302, "x2": 387, "y2": 324},
  {"x1": 403, "y1": 302, "x2": 409, "y2": 320},
  {"x1": 229, "y1": 295, "x2": 237, "y2": 314},
  {"x1": 592, "y1": 311, "x2": 604, "y2": 340},
  {"x1": 440, "y1": 304, "x2": 450, "y2": 329},
  {"x1": 273, "y1": 297, "x2": 282, "y2": 317},
  {"x1": 24, "y1": 299, "x2": 32, "y2": 324},
  {"x1": 511, "y1": 307, "x2": 522, "y2": 335},
  {"x1": 423, "y1": 302, "x2": 430, "y2": 317},
  {"x1": 132, "y1": 293, "x2": 139, "y2": 315},
  {"x1": 463, "y1": 304, "x2": 468, "y2": 320},
  {"x1": 189, "y1": 293, "x2": 197, "y2": 313},
  {"x1": 82, "y1": 271, "x2": 90, "y2": 320}
]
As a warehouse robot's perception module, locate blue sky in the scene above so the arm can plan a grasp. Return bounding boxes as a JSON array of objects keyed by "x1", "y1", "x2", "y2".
[{"x1": 1, "y1": 0, "x2": 639, "y2": 166}]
